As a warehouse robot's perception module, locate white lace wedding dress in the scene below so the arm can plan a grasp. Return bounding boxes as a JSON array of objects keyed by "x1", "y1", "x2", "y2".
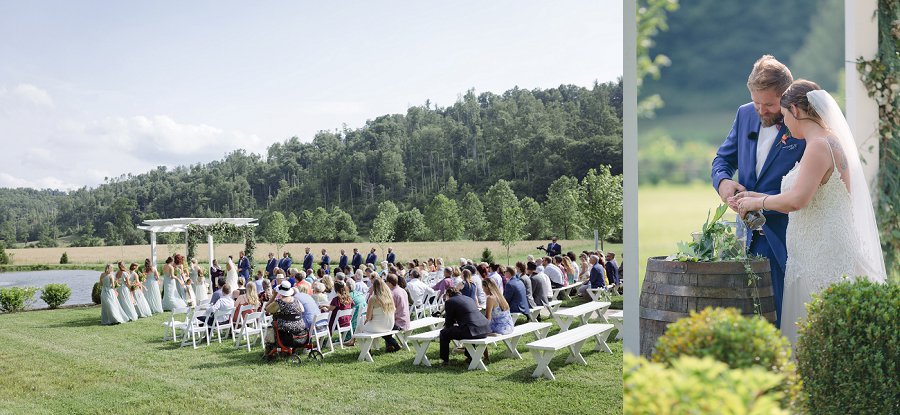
[{"x1": 780, "y1": 148, "x2": 855, "y2": 346}]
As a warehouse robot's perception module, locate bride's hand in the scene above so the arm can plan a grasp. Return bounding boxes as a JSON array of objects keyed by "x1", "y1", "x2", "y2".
[{"x1": 737, "y1": 197, "x2": 764, "y2": 217}]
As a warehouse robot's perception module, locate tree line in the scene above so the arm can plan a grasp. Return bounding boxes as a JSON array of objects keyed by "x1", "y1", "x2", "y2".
[{"x1": 0, "y1": 81, "x2": 622, "y2": 248}]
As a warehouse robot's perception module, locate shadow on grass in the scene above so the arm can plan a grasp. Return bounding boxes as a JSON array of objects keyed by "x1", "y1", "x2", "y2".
[{"x1": 46, "y1": 316, "x2": 102, "y2": 328}]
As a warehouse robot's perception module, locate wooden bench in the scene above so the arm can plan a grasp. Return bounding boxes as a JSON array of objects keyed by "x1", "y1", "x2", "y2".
[
  {"x1": 352, "y1": 330, "x2": 399, "y2": 363},
  {"x1": 459, "y1": 322, "x2": 552, "y2": 371},
  {"x1": 526, "y1": 323, "x2": 614, "y2": 380},
  {"x1": 552, "y1": 281, "x2": 585, "y2": 301},
  {"x1": 395, "y1": 317, "x2": 444, "y2": 350},
  {"x1": 406, "y1": 328, "x2": 444, "y2": 367},
  {"x1": 606, "y1": 309, "x2": 623, "y2": 340},
  {"x1": 553, "y1": 301, "x2": 610, "y2": 331}
]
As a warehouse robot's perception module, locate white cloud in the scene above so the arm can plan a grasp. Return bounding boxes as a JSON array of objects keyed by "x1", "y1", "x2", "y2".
[
  {"x1": 12, "y1": 84, "x2": 54, "y2": 107},
  {"x1": 0, "y1": 172, "x2": 78, "y2": 190}
]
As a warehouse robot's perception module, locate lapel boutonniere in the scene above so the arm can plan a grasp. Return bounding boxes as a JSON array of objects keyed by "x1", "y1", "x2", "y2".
[{"x1": 780, "y1": 134, "x2": 788, "y2": 145}]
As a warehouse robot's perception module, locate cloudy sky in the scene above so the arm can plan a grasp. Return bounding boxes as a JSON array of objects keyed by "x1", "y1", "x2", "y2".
[{"x1": 0, "y1": 1, "x2": 622, "y2": 190}]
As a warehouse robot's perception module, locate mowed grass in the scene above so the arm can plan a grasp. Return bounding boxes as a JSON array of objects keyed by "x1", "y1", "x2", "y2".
[
  {"x1": 6, "y1": 239, "x2": 620, "y2": 269},
  {"x1": 638, "y1": 184, "x2": 724, "y2": 287},
  {"x1": 0, "y1": 299, "x2": 621, "y2": 415}
]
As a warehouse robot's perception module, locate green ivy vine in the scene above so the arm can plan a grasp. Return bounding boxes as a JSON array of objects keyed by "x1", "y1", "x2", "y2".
[
  {"x1": 857, "y1": 0, "x2": 900, "y2": 278},
  {"x1": 185, "y1": 223, "x2": 257, "y2": 270}
]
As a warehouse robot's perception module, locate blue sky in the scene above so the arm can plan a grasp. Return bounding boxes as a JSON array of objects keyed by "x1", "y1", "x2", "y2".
[{"x1": 0, "y1": 1, "x2": 622, "y2": 190}]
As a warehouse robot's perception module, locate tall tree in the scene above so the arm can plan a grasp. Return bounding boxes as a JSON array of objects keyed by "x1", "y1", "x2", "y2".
[
  {"x1": 394, "y1": 208, "x2": 428, "y2": 242},
  {"x1": 460, "y1": 192, "x2": 488, "y2": 240},
  {"x1": 498, "y1": 205, "x2": 526, "y2": 265},
  {"x1": 483, "y1": 180, "x2": 518, "y2": 240},
  {"x1": 260, "y1": 211, "x2": 289, "y2": 253},
  {"x1": 579, "y1": 165, "x2": 623, "y2": 251},
  {"x1": 370, "y1": 201, "x2": 399, "y2": 254},
  {"x1": 544, "y1": 175, "x2": 585, "y2": 239},
  {"x1": 519, "y1": 196, "x2": 547, "y2": 240},
  {"x1": 424, "y1": 194, "x2": 462, "y2": 241}
]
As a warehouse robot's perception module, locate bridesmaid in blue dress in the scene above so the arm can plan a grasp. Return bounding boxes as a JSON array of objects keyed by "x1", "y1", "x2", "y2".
[
  {"x1": 129, "y1": 263, "x2": 153, "y2": 317},
  {"x1": 142, "y1": 259, "x2": 164, "y2": 314},
  {"x1": 483, "y1": 278, "x2": 513, "y2": 335},
  {"x1": 115, "y1": 262, "x2": 138, "y2": 321},
  {"x1": 161, "y1": 257, "x2": 188, "y2": 311},
  {"x1": 100, "y1": 264, "x2": 127, "y2": 325},
  {"x1": 173, "y1": 254, "x2": 188, "y2": 302}
]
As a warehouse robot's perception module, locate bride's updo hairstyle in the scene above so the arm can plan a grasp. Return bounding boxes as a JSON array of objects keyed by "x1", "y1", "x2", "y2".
[{"x1": 780, "y1": 79, "x2": 825, "y2": 129}]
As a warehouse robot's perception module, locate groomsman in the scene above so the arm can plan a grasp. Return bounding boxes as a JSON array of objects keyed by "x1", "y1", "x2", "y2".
[
  {"x1": 265, "y1": 252, "x2": 278, "y2": 278},
  {"x1": 365, "y1": 247, "x2": 377, "y2": 267},
  {"x1": 351, "y1": 248, "x2": 363, "y2": 271},
  {"x1": 320, "y1": 249, "x2": 331, "y2": 274},
  {"x1": 302, "y1": 247, "x2": 314, "y2": 272},
  {"x1": 338, "y1": 249, "x2": 349, "y2": 271},
  {"x1": 238, "y1": 251, "x2": 250, "y2": 282},
  {"x1": 386, "y1": 247, "x2": 396, "y2": 265},
  {"x1": 278, "y1": 252, "x2": 292, "y2": 272}
]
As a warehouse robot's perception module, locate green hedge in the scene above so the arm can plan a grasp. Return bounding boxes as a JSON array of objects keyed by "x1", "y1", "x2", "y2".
[
  {"x1": 0, "y1": 286, "x2": 38, "y2": 313},
  {"x1": 652, "y1": 307, "x2": 802, "y2": 411},
  {"x1": 796, "y1": 278, "x2": 899, "y2": 414},
  {"x1": 624, "y1": 354, "x2": 787, "y2": 414},
  {"x1": 40, "y1": 283, "x2": 71, "y2": 309}
]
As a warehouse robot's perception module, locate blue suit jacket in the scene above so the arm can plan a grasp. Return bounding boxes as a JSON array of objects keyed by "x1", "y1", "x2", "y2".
[
  {"x1": 265, "y1": 258, "x2": 277, "y2": 276},
  {"x1": 238, "y1": 256, "x2": 250, "y2": 278},
  {"x1": 365, "y1": 253, "x2": 376, "y2": 265},
  {"x1": 351, "y1": 253, "x2": 362, "y2": 269},
  {"x1": 386, "y1": 252, "x2": 396, "y2": 264},
  {"x1": 589, "y1": 263, "x2": 606, "y2": 288},
  {"x1": 303, "y1": 254, "x2": 314, "y2": 271},
  {"x1": 711, "y1": 103, "x2": 806, "y2": 272},
  {"x1": 503, "y1": 276, "x2": 530, "y2": 315},
  {"x1": 339, "y1": 255, "x2": 348, "y2": 269},
  {"x1": 278, "y1": 257, "x2": 292, "y2": 271}
]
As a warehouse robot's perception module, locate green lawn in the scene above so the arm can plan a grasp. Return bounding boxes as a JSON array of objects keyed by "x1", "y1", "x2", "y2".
[
  {"x1": 0, "y1": 298, "x2": 621, "y2": 414},
  {"x1": 638, "y1": 184, "x2": 725, "y2": 287}
]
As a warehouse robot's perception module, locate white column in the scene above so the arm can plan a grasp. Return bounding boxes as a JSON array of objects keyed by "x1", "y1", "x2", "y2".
[
  {"x1": 207, "y1": 233, "x2": 215, "y2": 269},
  {"x1": 184, "y1": 231, "x2": 189, "y2": 260},
  {"x1": 846, "y1": 0, "x2": 880, "y2": 197},
  {"x1": 623, "y1": 0, "x2": 639, "y2": 356},
  {"x1": 150, "y1": 232, "x2": 157, "y2": 267}
]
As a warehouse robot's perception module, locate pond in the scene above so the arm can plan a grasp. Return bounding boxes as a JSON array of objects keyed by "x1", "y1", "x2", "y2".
[{"x1": 0, "y1": 270, "x2": 99, "y2": 309}]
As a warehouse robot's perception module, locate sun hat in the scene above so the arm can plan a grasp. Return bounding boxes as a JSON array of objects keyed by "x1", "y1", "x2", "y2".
[{"x1": 277, "y1": 280, "x2": 294, "y2": 297}]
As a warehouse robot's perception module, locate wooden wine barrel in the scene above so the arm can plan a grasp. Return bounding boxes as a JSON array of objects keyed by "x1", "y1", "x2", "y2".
[{"x1": 639, "y1": 256, "x2": 776, "y2": 358}]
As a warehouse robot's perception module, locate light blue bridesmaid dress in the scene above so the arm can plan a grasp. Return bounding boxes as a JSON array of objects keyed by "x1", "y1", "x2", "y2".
[
  {"x1": 100, "y1": 273, "x2": 127, "y2": 325},
  {"x1": 115, "y1": 271, "x2": 138, "y2": 321}
]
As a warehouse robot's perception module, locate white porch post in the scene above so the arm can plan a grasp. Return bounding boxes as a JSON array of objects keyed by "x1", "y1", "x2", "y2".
[
  {"x1": 846, "y1": 0, "x2": 880, "y2": 196},
  {"x1": 184, "y1": 230, "x2": 190, "y2": 260},
  {"x1": 207, "y1": 233, "x2": 215, "y2": 269},
  {"x1": 150, "y1": 231, "x2": 158, "y2": 267}
]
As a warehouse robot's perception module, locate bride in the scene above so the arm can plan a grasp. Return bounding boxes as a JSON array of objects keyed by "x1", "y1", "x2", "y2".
[
  {"x1": 225, "y1": 255, "x2": 239, "y2": 289},
  {"x1": 734, "y1": 80, "x2": 886, "y2": 345}
]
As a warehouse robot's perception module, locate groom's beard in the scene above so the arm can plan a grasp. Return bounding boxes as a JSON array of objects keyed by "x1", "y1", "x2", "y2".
[{"x1": 759, "y1": 111, "x2": 784, "y2": 128}]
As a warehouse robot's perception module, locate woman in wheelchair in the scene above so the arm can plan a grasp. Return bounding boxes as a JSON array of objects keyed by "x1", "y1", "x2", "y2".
[{"x1": 264, "y1": 281, "x2": 307, "y2": 351}]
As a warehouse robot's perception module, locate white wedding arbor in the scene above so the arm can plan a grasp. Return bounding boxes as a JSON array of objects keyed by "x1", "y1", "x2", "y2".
[{"x1": 137, "y1": 218, "x2": 258, "y2": 266}]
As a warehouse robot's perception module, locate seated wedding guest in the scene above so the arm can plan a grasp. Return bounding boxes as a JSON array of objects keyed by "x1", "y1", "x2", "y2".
[
  {"x1": 345, "y1": 280, "x2": 367, "y2": 347},
  {"x1": 358, "y1": 278, "x2": 400, "y2": 352},
  {"x1": 542, "y1": 256, "x2": 565, "y2": 288},
  {"x1": 385, "y1": 274, "x2": 410, "y2": 352},
  {"x1": 488, "y1": 263, "x2": 504, "y2": 295},
  {"x1": 291, "y1": 281, "x2": 319, "y2": 329},
  {"x1": 231, "y1": 277, "x2": 247, "y2": 299},
  {"x1": 439, "y1": 286, "x2": 492, "y2": 366},
  {"x1": 379, "y1": 261, "x2": 390, "y2": 277},
  {"x1": 567, "y1": 252, "x2": 582, "y2": 280},
  {"x1": 321, "y1": 281, "x2": 354, "y2": 337},
  {"x1": 484, "y1": 278, "x2": 513, "y2": 337},
  {"x1": 209, "y1": 277, "x2": 227, "y2": 306},
  {"x1": 406, "y1": 270, "x2": 436, "y2": 307},
  {"x1": 526, "y1": 262, "x2": 551, "y2": 307},
  {"x1": 503, "y1": 267, "x2": 530, "y2": 318},
  {"x1": 353, "y1": 270, "x2": 369, "y2": 295},
  {"x1": 265, "y1": 282, "x2": 305, "y2": 347},
  {"x1": 561, "y1": 256, "x2": 578, "y2": 285},
  {"x1": 321, "y1": 274, "x2": 335, "y2": 302},
  {"x1": 234, "y1": 282, "x2": 261, "y2": 321},
  {"x1": 202, "y1": 284, "x2": 234, "y2": 329},
  {"x1": 579, "y1": 255, "x2": 608, "y2": 299},
  {"x1": 458, "y1": 269, "x2": 478, "y2": 302},
  {"x1": 296, "y1": 279, "x2": 312, "y2": 296},
  {"x1": 259, "y1": 278, "x2": 274, "y2": 310},
  {"x1": 578, "y1": 253, "x2": 591, "y2": 282},
  {"x1": 514, "y1": 262, "x2": 538, "y2": 310},
  {"x1": 431, "y1": 267, "x2": 455, "y2": 297},
  {"x1": 311, "y1": 282, "x2": 328, "y2": 305},
  {"x1": 287, "y1": 268, "x2": 300, "y2": 286},
  {"x1": 253, "y1": 270, "x2": 265, "y2": 293}
]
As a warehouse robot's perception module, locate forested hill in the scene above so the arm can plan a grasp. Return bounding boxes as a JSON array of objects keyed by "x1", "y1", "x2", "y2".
[{"x1": 0, "y1": 81, "x2": 622, "y2": 247}]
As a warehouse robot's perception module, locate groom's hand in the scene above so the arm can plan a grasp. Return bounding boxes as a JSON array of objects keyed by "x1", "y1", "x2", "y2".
[{"x1": 717, "y1": 179, "x2": 746, "y2": 207}]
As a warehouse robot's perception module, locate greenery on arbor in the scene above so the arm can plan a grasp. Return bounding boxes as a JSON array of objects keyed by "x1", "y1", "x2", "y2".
[
  {"x1": 858, "y1": 0, "x2": 900, "y2": 278},
  {"x1": 0, "y1": 82, "x2": 622, "y2": 246}
]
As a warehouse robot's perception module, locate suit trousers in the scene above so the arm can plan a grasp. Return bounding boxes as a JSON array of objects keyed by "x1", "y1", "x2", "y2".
[
  {"x1": 750, "y1": 232, "x2": 784, "y2": 328},
  {"x1": 439, "y1": 325, "x2": 486, "y2": 362}
]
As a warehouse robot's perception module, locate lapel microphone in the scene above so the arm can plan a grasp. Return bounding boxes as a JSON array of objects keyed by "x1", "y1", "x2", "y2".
[{"x1": 747, "y1": 132, "x2": 758, "y2": 140}]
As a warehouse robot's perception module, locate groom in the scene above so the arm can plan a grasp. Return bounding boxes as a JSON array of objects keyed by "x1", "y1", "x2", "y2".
[{"x1": 711, "y1": 55, "x2": 805, "y2": 329}]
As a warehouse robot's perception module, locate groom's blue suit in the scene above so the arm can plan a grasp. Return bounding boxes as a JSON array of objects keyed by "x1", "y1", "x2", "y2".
[{"x1": 711, "y1": 102, "x2": 806, "y2": 329}]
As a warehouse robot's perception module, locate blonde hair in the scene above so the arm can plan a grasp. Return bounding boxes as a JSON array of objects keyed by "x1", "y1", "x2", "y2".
[
  {"x1": 561, "y1": 256, "x2": 576, "y2": 275},
  {"x1": 747, "y1": 55, "x2": 793, "y2": 93},
  {"x1": 370, "y1": 278, "x2": 396, "y2": 313},
  {"x1": 245, "y1": 282, "x2": 260, "y2": 307},
  {"x1": 483, "y1": 278, "x2": 509, "y2": 311}
]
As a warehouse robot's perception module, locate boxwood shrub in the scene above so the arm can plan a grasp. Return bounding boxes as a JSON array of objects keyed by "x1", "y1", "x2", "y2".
[
  {"x1": 40, "y1": 283, "x2": 71, "y2": 309},
  {"x1": 0, "y1": 286, "x2": 38, "y2": 313},
  {"x1": 796, "y1": 278, "x2": 899, "y2": 414}
]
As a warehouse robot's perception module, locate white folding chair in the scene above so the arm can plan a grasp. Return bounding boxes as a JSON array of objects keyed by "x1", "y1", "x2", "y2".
[
  {"x1": 235, "y1": 312, "x2": 265, "y2": 351},
  {"x1": 211, "y1": 307, "x2": 236, "y2": 343},
  {"x1": 331, "y1": 309, "x2": 355, "y2": 349},
  {"x1": 181, "y1": 310, "x2": 209, "y2": 349},
  {"x1": 163, "y1": 307, "x2": 192, "y2": 342},
  {"x1": 233, "y1": 305, "x2": 255, "y2": 330},
  {"x1": 311, "y1": 311, "x2": 334, "y2": 355}
]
